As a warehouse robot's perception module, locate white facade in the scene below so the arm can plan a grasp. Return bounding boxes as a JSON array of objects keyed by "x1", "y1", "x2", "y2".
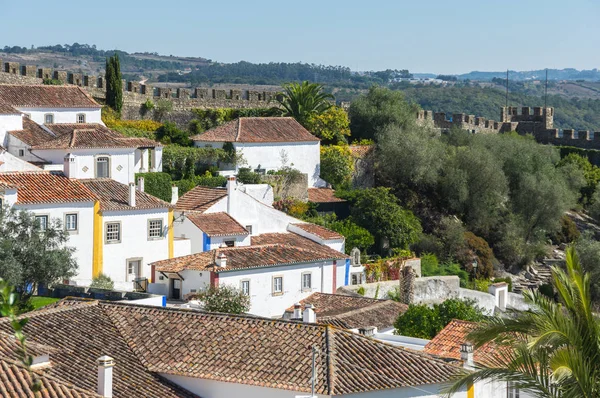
[
  {"x1": 0, "y1": 148, "x2": 40, "y2": 172},
  {"x1": 0, "y1": 114, "x2": 23, "y2": 148},
  {"x1": 195, "y1": 141, "x2": 323, "y2": 187},
  {"x1": 101, "y1": 209, "x2": 171, "y2": 291},
  {"x1": 17, "y1": 108, "x2": 102, "y2": 126}
]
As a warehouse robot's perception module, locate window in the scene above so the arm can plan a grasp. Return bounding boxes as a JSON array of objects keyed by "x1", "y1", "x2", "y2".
[
  {"x1": 105, "y1": 222, "x2": 121, "y2": 243},
  {"x1": 148, "y1": 219, "x2": 163, "y2": 239},
  {"x1": 65, "y1": 213, "x2": 78, "y2": 232},
  {"x1": 245, "y1": 225, "x2": 253, "y2": 234},
  {"x1": 126, "y1": 259, "x2": 141, "y2": 282},
  {"x1": 302, "y1": 272, "x2": 312, "y2": 291},
  {"x1": 507, "y1": 382, "x2": 520, "y2": 398},
  {"x1": 96, "y1": 156, "x2": 110, "y2": 178},
  {"x1": 273, "y1": 276, "x2": 283, "y2": 295},
  {"x1": 76, "y1": 113, "x2": 86, "y2": 123},
  {"x1": 18, "y1": 149, "x2": 24, "y2": 157},
  {"x1": 351, "y1": 273, "x2": 364, "y2": 285},
  {"x1": 241, "y1": 280, "x2": 250, "y2": 296},
  {"x1": 35, "y1": 215, "x2": 48, "y2": 231},
  {"x1": 44, "y1": 114, "x2": 54, "y2": 124},
  {"x1": 224, "y1": 240, "x2": 235, "y2": 247}
]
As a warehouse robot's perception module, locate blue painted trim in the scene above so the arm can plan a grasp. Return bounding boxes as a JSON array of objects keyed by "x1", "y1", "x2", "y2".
[
  {"x1": 202, "y1": 233, "x2": 211, "y2": 252},
  {"x1": 162, "y1": 296, "x2": 167, "y2": 307},
  {"x1": 344, "y1": 259, "x2": 350, "y2": 286}
]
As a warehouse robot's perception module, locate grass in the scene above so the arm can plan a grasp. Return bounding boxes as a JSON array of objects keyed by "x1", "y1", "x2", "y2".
[{"x1": 29, "y1": 296, "x2": 59, "y2": 310}]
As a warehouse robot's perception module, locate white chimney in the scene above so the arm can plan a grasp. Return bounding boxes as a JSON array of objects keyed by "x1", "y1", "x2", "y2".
[
  {"x1": 128, "y1": 183, "x2": 136, "y2": 207},
  {"x1": 460, "y1": 342, "x2": 475, "y2": 369},
  {"x1": 293, "y1": 302, "x2": 302, "y2": 319},
  {"x1": 226, "y1": 176, "x2": 236, "y2": 215},
  {"x1": 171, "y1": 185, "x2": 179, "y2": 205},
  {"x1": 216, "y1": 252, "x2": 227, "y2": 268},
  {"x1": 137, "y1": 176, "x2": 145, "y2": 192},
  {"x1": 97, "y1": 355, "x2": 115, "y2": 398},
  {"x1": 358, "y1": 326, "x2": 377, "y2": 337},
  {"x1": 303, "y1": 303, "x2": 316, "y2": 323},
  {"x1": 63, "y1": 153, "x2": 76, "y2": 178}
]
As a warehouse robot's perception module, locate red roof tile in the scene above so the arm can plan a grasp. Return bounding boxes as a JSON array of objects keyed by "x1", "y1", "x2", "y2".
[
  {"x1": 176, "y1": 186, "x2": 227, "y2": 212},
  {"x1": 0, "y1": 85, "x2": 100, "y2": 108},
  {"x1": 291, "y1": 222, "x2": 344, "y2": 240},
  {"x1": 424, "y1": 319, "x2": 506, "y2": 367},
  {"x1": 153, "y1": 241, "x2": 346, "y2": 273},
  {"x1": 8, "y1": 117, "x2": 53, "y2": 146},
  {"x1": 285, "y1": 293, "x2": 407, "y2": 330},
  {"x1": 191, "y1": 117, "x2": 320, "y2": 143},
  {"x1": 0, "y1": 172, "x2": 98, "y2": 204},
  {"x1": 31, "y1": 124, "x2": 159, "y2": 149},
  {"x1": 252, "y1": 232, "x2": 348, "y2": 256},
  {"x1": 0, "y1": 104, "x2": 19, "y2": 115},
  {"x1": 80, "y1": 179, "x2": 171, "y2": 211},
  {"x1": 187, "y1": 212, "x2": 249, "y2": 237},
  {"x1": 17, "y1": 299, "x2": 459, "y2": 395},
  {"x1": 307, "y1": 188, "x2": 346, "y2": 203}
]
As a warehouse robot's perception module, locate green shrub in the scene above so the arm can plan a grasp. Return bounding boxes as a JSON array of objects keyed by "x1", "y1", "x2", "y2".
[
  {"x1": 136, "y1": 172, "x2": 172, "y2": 202},
  {"x1": 175, "y1": 179, "x2": 196, "y2": 196},
  {"x1": 237, "y1": 168, "x2": 262, "y2": 184},
  {"x1": 539, "y1": 283, "x2": 554, "y2": 299},
  {"x1": 420, "y1": 253, "x2": 439, "y2": 276},
  {"x1": 90, "y1": 273, "x2": 115, "y2": 290},
  {"x1": 374, "y1": 284, "x2": 380, "y2": 299},
  {"x1": 550, "y1": 215, "x2": 580, "y2": 244},
  {"x1": 195, "y1": 174, "x2": 227, "y2": 188},
  {"x1": 356, "y1": 286, "x2": 365, "y2": 296}
]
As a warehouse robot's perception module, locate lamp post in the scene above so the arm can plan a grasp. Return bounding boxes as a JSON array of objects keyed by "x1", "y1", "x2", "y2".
[{"x1": 471, "y1": 259, "x2": 478, "y2": 280}]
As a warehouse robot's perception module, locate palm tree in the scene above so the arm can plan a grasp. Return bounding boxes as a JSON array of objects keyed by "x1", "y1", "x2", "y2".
[
  {"x1": 278, "y1": 81, "x2": 334, "y2": 126},
  {"x1": 447, "y1": 247, "x2": 600, "y2": 397}
]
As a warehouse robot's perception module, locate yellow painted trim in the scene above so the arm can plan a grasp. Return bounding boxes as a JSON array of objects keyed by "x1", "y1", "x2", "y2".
[
  {"x1": 467, "y1": 382, "x2": 474, "y2": 398},
  {"x1": 168, "y1": 209, "x2": 174, "y2": 259},
  {"x1": 92, "y1": 201, "x2": 103, "y2": 278}
]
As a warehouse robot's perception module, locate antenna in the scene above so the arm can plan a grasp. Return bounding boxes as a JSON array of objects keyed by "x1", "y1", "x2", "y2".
[
  {"x1": 544, "y1": 68, "x2": 548, "y2": 109},
  {"x1": 505, "y1": 69, "x2": 509, "y2": 109}
]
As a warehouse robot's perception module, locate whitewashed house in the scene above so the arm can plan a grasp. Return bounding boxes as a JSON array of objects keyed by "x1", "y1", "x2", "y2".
[
  {"x1": 0, "y1": 85, "x2": 162, "y2": 184},
  {"x1": 3, "y1": 298, "x2": 468, "y2": 398},
  {"x1": 0, "y1": 144, "x2": 40, "y2": 172},
  {"x1": 191, "y1": 117, "x2": 324, "y2": 187},
  {"x1": 152, "y1": 176, "x2": 352, "y2": 317},
  {"x1": 0, "y1": 171, "x2": 189, "y2": 290}
]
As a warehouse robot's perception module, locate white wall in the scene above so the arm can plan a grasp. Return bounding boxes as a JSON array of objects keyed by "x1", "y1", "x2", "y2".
[
  {"x1": 153, "y1": 269, "x2": 210, "y2": 299},
  {"x1": 239, "y1": 184, "x2": 274, "y2": 206},
  {"x1": 0, "y1": 114, "x2": 23, "y2": 148},
  {"x1": 174, "y1": 216, "x2": 206, "y2": 254},
  {"x1": 16, "y1": 108, "x2": 102, "y2": 126},
  {"x1": 12, "y1": 202, "x2": 96, "y2": 282},
  {"x1": 219, "y1": 261, "x2": 337, "y2": 317},
  {"x1": 38, "y1": 148, "x2": 136, "y2": 185},
  {"x1": 343, "y1": 383, "x2": 467, "y2": 397},
  {"x1": 173, "y1": 238, "x2": 191, "y2": 258},
  {"x1": 101, "y1": 209, "x2": 170, "y2": 290},
  {"x1": 0, "y1": 149, "x2": 40, "y2": 172}
]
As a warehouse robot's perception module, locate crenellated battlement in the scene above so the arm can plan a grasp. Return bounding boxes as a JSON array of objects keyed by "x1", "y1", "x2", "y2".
[
  {"x1": 0, "y1": 59, "x2": 281, "y2": 108},
  {"x1": 417, "y1": 109, "x2": 502, "y2": 134}
]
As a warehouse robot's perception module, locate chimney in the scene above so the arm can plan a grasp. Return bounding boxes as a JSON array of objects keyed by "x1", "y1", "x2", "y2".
[
  {"x1": 171, "y1": 185, "x2": 179, "y2": 205},
  {"x1": 216, "y1": 252, "x2": 227, "y2": 268},
  {"x1": 137, "y1": 176, "x2": 145, "y2": 192},
  {"x1": 293, "y1": 302, "x2": 302, "y2": 319},
  {"x1": 303, "y1": 303, "x2": 316, "y2": 323},
  {"x1": 358, "y1": 326, "x2": 377, "y2": 337},
  {"x1": 97, "y1": 355, "x2": 115, "y2": 398},
  {"x1": 63, "y1": 153, "x2": 76, "y2": 178},
  {"x1": 460, "y1": 342, "x2": 475, "y2": 369},
  {"x1": 128, "y1": 183, "x2": 136, "y2": 207},
  {"x1": 226, "y1": 176, "x2": 236, "y2": 215}
]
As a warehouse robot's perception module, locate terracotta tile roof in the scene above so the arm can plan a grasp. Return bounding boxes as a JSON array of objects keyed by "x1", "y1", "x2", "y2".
[
  {"x1": 191, "y1": 117, "x2": 320, "y2": 143},
  {"x1": 176, "y1": 186, "x2": 227, "y2": 212},
  {"x1": 252, "y1": 232, "x2": 349, "y2": 258},
  {"x1": 284, "y1": 293, "x2": 407, "y2": 330},
  {"x1": 424, "y1": 319, "x2": 505, "y2": 367},
  {"x1": 8, "y1": 117, "x2": 54, "y2": 146},
  {"x1": 0, "y1": 358, "x2": 100, "y2": 398},
  {"x1": 80, "y1": 179, "x2": 171, "y2": 211},
  {"x1": 153, "y1": 240, "x2": 347, "y2": 273},
  {"x1": 0, "y1": 172, "x2": 98, "y2": 204},
  {"x1": 187, "y1": 212, "x2": 249, "y2": 237},
  {"x1": 0, "y1": 103, "x2": 19, "y2": 115},
  {"x1": 17, "y1": 299, "x2": 459, "y2": 395},
  {"x1": 0, "y1": 300, "x2": 198, "y2": 398},
  {"x1": 348, "y1": 145, "x2": 374, "y2": 158},
  {"x1": 291, "y1": 222, "x2": 344, "y2": 240},
  {"x1": 307, "y1": 187, "x2": 346, "y2": 203},
  {"x1": 30, "y1": 124, "x2": 160, "y2": 149},
  {"x1": 0, "y1": 85, "x2": 100, "y2": 108}
]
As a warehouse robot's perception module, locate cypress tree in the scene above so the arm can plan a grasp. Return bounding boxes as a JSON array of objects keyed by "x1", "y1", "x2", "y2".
[
  {"x1": 105, "y1": 57, "x2": 115, "y2": 109},
  {"x1": 105, "y1": 53, "x2": 123, "y2": 113}
]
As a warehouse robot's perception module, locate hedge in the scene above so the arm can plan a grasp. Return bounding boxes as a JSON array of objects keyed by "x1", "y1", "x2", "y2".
[{"x1": 135, "y1": 172, "x2": 172, "y2": 202}]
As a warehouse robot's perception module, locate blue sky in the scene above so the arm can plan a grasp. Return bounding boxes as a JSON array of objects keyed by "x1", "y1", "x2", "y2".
[{"x1": 1, "y1": 0, "x2": 598, "y2": 74}]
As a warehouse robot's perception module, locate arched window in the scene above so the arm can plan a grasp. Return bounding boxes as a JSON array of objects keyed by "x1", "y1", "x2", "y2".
[{"x1": 77, "y1": 113, "x2": 86, "y2": 123}]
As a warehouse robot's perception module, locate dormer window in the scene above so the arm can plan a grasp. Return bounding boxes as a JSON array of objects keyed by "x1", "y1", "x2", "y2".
[
  {"x1": 44, "y1": 114, "x2": 54, "y2": 124},
  {"x1": 77, "y1": 113, "x2": 86, "y2": 123}
]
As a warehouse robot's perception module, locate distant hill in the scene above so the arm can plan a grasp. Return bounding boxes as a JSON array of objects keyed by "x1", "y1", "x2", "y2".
[{"x1": 458, "y1": 68, "x2": 600, "y2": 81}]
